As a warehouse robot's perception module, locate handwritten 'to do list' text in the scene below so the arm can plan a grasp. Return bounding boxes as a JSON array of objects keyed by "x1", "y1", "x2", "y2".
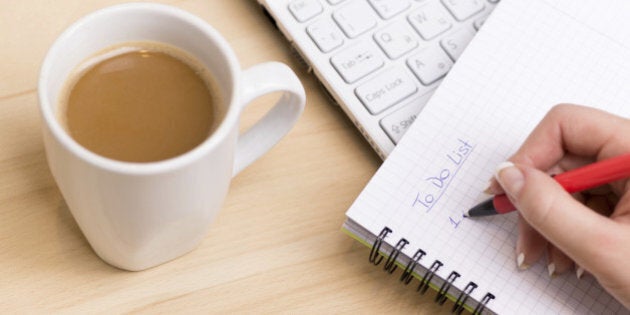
[{"x1": 412, "y1": 138, "x2": 474, "y2": 229}]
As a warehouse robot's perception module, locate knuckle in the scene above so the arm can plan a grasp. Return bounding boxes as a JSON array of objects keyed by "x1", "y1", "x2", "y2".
[
  {"x1": 548, "y1": 103, "x2": 575, "y2": 116},
  {"x1": 545, "y1": 104, "x2": 581, "y2": 125}
]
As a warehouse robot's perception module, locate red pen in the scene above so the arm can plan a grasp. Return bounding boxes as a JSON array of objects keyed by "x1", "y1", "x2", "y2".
[{"x1": 464, "y1": 153, "x2": 630, "y2": 217}]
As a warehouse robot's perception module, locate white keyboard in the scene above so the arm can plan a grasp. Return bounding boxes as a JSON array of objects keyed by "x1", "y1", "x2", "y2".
[{"x1": 259, "y1": 0, "x2": 499, "y2": 158}]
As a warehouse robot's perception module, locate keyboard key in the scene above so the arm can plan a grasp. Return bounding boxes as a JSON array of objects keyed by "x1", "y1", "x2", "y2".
[
  {"x1": 289, "y1": 0, "x2": 324, "y2": 22},
  {"x1": 407, "y1": 46, "x2": 453, "y2": 85},
  {"x1": 368, "y1": 0, "x2": 411, "y2": 20},
  {"x1": 355, "y1": 67, "x2": 418, "y2": 114},
  {"x1": 440, "y1": 26, "x2": 476, "y2": 60},
  {"x1": 441, "y1": 0, "x2": 485, "y2": 21},
  {"x1": 380, "y1": 91, "x2": 434, "y2": 143},
  {"x1": 374, "y1": 21, "x2": 419, "y2": 59},
  {"x1": 307, "y1": 19, "x2": 345, "y2": 52},
  {"x1": 333, "y1": 1, "x2": 378, "y2": 38},
  {"x1": 408, "y1": 3, "x2": 453, "y2": 40},
  {"x1": 474, "y1": 14, "x2": 489, "y2": 30},
  {"x1": 331, "y1": 41, "x2": 385, "y2": 83}
]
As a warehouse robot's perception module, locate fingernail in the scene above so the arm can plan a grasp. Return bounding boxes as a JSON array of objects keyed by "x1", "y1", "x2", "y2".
[
  {"x1": 495, "y1": 162, "x2": 524, "y2": 196},
  {"x1": 577, "y1": 266, "x2": 585, "y2": 279},
  {"x1": 516, "y1": 253, "x2": 529, "y2": 270},
  {"x1": 548, "y1": 263, "x2": 556, "y2": 277}
]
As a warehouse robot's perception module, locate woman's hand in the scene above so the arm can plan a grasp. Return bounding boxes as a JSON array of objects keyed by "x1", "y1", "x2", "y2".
[{"x1": 487, "y1": 104, "x2": 630, "y2": 308}]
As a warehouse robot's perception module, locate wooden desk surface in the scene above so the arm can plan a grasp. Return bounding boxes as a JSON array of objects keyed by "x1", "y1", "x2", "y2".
[{"x1": 0, "y1": 1, "x2": 453, "y2": 313}]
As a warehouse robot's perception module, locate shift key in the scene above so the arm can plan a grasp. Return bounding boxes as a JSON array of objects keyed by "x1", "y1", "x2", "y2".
[
  {"x1": 355, "y1": 67, "x2": 418, "y2": 114},
  {"x1": 380, "y1": 91, "x2": 435, "y2": 143}
]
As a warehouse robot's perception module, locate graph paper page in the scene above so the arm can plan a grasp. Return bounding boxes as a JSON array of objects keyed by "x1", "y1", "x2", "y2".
[{"x1": 346, "y1": 0, "x2": 630, "y2": 313}]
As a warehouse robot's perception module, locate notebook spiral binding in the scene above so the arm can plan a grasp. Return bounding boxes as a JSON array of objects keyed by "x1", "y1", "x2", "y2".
[{"x1": 369, "y1": 227, "x2": 495, "y2": 315}]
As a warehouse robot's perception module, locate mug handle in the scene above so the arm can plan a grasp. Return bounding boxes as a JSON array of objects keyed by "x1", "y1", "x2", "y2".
[{"x1": 233, "y1": 62, "x2": 306, "y2": 176}]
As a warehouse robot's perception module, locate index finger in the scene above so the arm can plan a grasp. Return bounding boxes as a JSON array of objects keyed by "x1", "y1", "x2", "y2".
[{"x1": 510, "y1": 104, "x2": 630, "y2": 170}]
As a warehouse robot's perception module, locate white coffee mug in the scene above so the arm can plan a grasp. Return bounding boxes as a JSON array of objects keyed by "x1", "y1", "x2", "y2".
[{"x1": 38, "y1": 3, "x2": 305, "y2": 271}]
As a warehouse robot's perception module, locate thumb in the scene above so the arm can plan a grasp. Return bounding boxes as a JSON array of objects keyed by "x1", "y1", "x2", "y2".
[{"x1": 495, "y1": 162, "x2": 616, "y2": 268}]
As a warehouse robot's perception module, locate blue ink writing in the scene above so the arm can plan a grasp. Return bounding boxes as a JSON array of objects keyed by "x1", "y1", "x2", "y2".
[
  {"x1": 449, "y1": 216, "x2": 462, "y2": 229},
  {"x1": 412, "y1": 139, "x2": 474, "y2": 224}
]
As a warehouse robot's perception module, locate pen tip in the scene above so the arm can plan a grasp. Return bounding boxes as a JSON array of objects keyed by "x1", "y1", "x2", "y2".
[
  {"x1": 462, "y1": 212, "x2": 470, "y2": 218},
  {"x1": 465, "y1": 198, "x2": 498, "y2": 217}
]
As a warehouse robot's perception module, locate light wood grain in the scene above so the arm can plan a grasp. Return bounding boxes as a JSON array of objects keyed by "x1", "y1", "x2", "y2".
[{"x1": 0, "y1": 0, "x2": 456, "y2": 313}]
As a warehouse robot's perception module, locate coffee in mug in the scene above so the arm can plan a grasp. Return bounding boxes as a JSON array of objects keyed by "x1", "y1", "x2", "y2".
[
  {"x1": 58, "y1": 41, "x2": 223, "y2": 162},
  {"x1": 39, "y1": 3, "x2": 305, "y2": 271}
]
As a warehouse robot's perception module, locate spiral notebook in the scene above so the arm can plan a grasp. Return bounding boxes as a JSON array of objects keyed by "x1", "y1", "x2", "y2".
[{"x1": 343, "y1": 0, "x2": 630, "y2": 314}]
